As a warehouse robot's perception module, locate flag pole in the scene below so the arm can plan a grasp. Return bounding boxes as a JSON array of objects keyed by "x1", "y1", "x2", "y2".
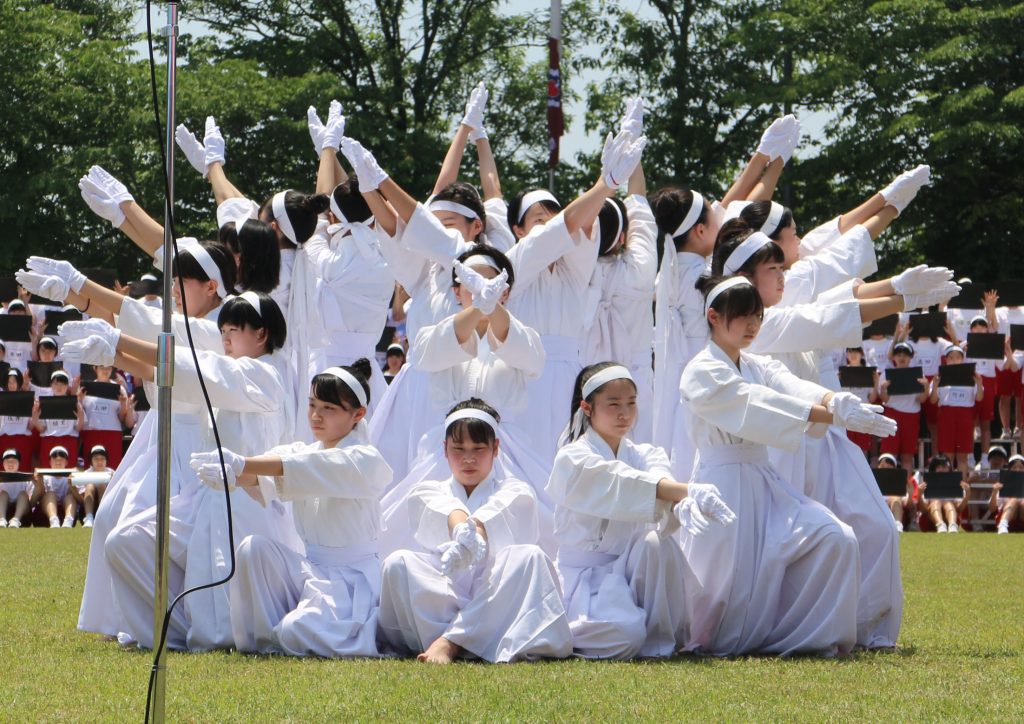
[{"x1": 547, "y1": 0, "x2": 563, "y2": 194}]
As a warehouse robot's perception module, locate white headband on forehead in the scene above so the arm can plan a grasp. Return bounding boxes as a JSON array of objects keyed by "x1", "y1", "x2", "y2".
[
  {"x1": 177, "y1": 238, "x2": 228, "y2": 299},
  {"x1": 705, "y1": 276, "x2": 753, "y2": 314},
  {"x1": 329, "y1": 191, "x2": 347, "y2": 225},
  {"x1": 237, "y1": 291, "x2": 263, "y2": 318},
  {"x1": 444, "y1": 408, "x2": 499, "y2": 435},
  {"x1": 517, "y1": 189, "x2": 560, "y2": 223},
  {"x1": 760, "y1": 201, "x2": 786, "y2": 237},
  {"x1": 50, "y1": 446, "x2": 69, "y2": 457},
  {"x1": 459, "y1": 254, "x2": 501, "y2": 274},
  {"x1": 604, "y1": 199, "x2": 624, "y2": 253},
  {"x1": 321, "y1": 366, "x2": 368, "y2": 408},
  {"x1": 272, "y1": 190, "x2": 298, "y2": 244},
  {"x1": 673, "y1": 191, "x2": 705, "y2": 238},
  {"x1": 429, "y1": 199, "x2": 480, "y2": 220},
  {"x1": 582, "y1": 365, "x2": 634, "y2": 399},
  {"x1": 723, "y1": 231, "x2": 774, "y2": 275}
]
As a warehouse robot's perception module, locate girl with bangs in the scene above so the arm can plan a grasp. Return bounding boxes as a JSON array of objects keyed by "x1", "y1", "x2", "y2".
[
  {"x1": 189, "y1": 359, "x2": 391, "y2": 657},
  {"x1": 379, "y1": 399, "x2": 572, "y2": 664}
]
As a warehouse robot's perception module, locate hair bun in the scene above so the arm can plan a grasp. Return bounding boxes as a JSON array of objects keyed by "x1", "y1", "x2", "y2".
[{"x1": 349, "y1": 357, "x2": 373, "y2": 380}]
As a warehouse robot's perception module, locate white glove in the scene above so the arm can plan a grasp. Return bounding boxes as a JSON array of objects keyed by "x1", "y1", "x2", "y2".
[
  {"x1": 891, "y1": 264, "x2": 953, "y2": 295},
  {"x1": 56, "y1": 318, "x2": 121, "y2": 347},
  {"x1": 438, "y1": 540, "x2": 473, "y2": 576},
  {"x1": 757, "y1": 115, "x2": 798, "y2": 161},
  {"x1": 14, "y1": 270, "x2": 69, "y2": 303},
  {"x1": 903, "y1": 282, "x2": 961, "y2": 312},
  {"x1": 879, "y1": 164, "x2": 930, "y2": 216},
  {"x1": 321, "y1": 110, "x2": 346, "y2": 152},
  {"x1": 86, "y1": 165, "x2": 134, "y2": 206},
  {"x1": 452, "y1": 260, "x2": 488, "y2": 295},
  {"x1": 618, "y1": 96, "x2": 645, "y2": 137},
  {"x1": 452, "y1": 519, "x2": 487, "y2": 565},
  {"x1": 339, "y1": 137, "x2": 389, "y2": 192},
  {"x1": 174, "y1": 123, "x2": 208, "y2": 176},
  {"x1": 828, "y1": 393, "x2": 898, "y2": 437},
  {"x1": 203, "y1": 116, "x2": 226, "y2": 169},
  {"x1": 25, "y1": 256, "x2": 86, "y2": 294},
  {"x1": 474, "y1": 270, "x2": 509, "y2": 315},
  {"x1": 780, "y1": 115, "x2": 802, "y2": 163},
  {"x1": 60, "y1": 336, "x2": 116, "y2": 366},
  {"x1": 676, "y1": 497, "x2": 710, "y2": 536},
  {"x1": 306, "y1": 106, "x2": 326, "y2": 156},
  {"x1": 462, "y1": 81, "x2": 488, "y2": 141},
  {"x1": 78, "y1": 176, "x2": 126, "y2": 227},
  {"x1": 600, "y1": 130, "x2": 647, "y2": 190},
  {"x1": 687, "y1": 482, "x2": 737, "y2": 527},
  {"x1": 189, "y1": 448, "x2": 246, "y2": 491}
]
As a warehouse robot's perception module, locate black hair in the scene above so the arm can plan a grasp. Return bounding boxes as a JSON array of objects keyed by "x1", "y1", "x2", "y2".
[
  {"x1": 219, "y1": 220, "x2": 280, "y2": 294},
  {"x1": 566, "y1": 361, "x2": 638, "y2": 443},
  {"x1": 450, "y1": 244, "x2": 516, "y2": 289},
  {"x1": 432, "y1": 182, "x2": 486, "y2": 242},
  {"x1": 737, "y1": 200, "x2": 795, "y2": 240},
  {"x1": 846, "y1": 347, "x2": 867, "y2": 366},
  {"x1": 695, "y1": 274, "x2": 765, "y2": 329},
  {"x1": 170, "y1": 240, "x2": 238, "y2": 295},
  {"x1": 928, "y1": 455, "x2": 952, "y2": 472},
  {"x1": 310, "y1": 357, "x2": 373, "y2": 409},
  {"x1": 507, "y1": 188, "x2": 561, "y2": 233},
  {"x1": 259, "y1": 190, "x2": 331, "y2": 247},
  {"x1": 49, "y1": 447, "x2": 69, "y2": 459},
  {"x1": 216, "y1": 292, "x2": 287, "y2": 353},
  {"x1": 710, "y1": 221, "x2": 786, "y2": 277},
  {"x1": 445, "y1": 398, "x2": 500, "y2": 445},
  {"x1": 37, "y1": 337, "x2": 58, "y2": 353},
  {"x1": 597, "y1": 197, "x2": 630, "y2": 257},
  {"x1": 386, "y1": 346, "x2": 406, "y2": 358},
  {"x1": 651, "y1": 187, "x2": 710, "y2": 255},
  {"x1": 331, "y1": 175, "x2": 373, "y2": 224},
  {"x1": 7, "y1": 368, "x2": 23, "y2": 389}
]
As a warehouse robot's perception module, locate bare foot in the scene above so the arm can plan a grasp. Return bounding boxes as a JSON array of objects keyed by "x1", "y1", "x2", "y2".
[{"x1": 416, "y1": 636, "x2": 462, "y2": 664}]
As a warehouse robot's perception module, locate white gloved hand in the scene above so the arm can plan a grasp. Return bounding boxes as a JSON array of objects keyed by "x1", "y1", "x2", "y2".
[
  {"x1": 452, "y1": 260, "x2": 488, "y2": 296},
  {"x1": 340, "y1": 138, "x2": 389, "y2": 192},
  {"x1": 306, "y1": 106, "x2": 326, "y2": 156},
  {"x1": 438, "y1": 540, "x2": 473, "y2": 576},
  {"x1": 78, "y1": 177, "x2": 126, "y2": 228},
  {"x1": 174, "y1": 123, "x2": 208, "y2": 176},
  {"x1": 86, "y1": 165, "x2": 134, "y2": 206},
  {"x1": 25, "y1": 256, "x2": 87, "y2": 294},
  {"x1": 600, "y1": 130, "x2": 647, "y2": 190},
  {"x1": 462, "y1": 81, "x2": 489, "y2": 141},
  {"x1": 189, "y1": 448, "x2": 246, "y2": 491},
  {"x1": 903, "y1": 281, "x2": 961, "y2": 312},
  {"x1": 891, "y1": 264, "x2": 954, "y2": 295},
  {"x1": 203, "y1": 116, "x2": 226, "y2": 169},
  {"x1": 687, "y1": 482, "x2": 737, "y2": 526},
  {"x1": 829, "y1": 393, "x2": 898, "y2": 437},
  {"x1": 474, "y1": 269, "x2": 509, "y2": 315},
  {"x1": 56, "y1": 318, "x2": 121, "y2": 347},
  {"x1": 619, "y1": 96, "x2": 645, "y2": 137},
  {"x1": 452, "y1": 519, "x2": 487, "y2": 565},
  {"x1": 757, "y1": 115, "x2": 796, "y2": 161},
  {"x1": 879, "y1": 164, "x2": 931, "y2": 216},
  {"x1": 676, "y1": 497, "x2": 710, "y2": 536},
  {"x1": 14, "y1": 270, "x2": 69, "y2": 303},
  {"x1": 321, "y1": 111, "x2": 346, "y2": 152},
  {"x1": 779, "y1": 115, "x2": 802, "y2": 164},
  {"x1": 60, "y1": 336, "x2": 116, "y2": 366}
]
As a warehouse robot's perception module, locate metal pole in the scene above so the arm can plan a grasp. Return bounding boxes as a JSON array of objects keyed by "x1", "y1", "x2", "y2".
[{"x1": 152, "y1": 2, "x2": 177, "y2": 721}]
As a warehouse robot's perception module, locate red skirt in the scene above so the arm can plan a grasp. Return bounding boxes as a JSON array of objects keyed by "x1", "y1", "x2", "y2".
[
  {"x1": 937, "y1": 405, "x2": 974, "y2": 454},
  {"x1": 975, "y1": 375, "x2": 997, "y2": 422}
]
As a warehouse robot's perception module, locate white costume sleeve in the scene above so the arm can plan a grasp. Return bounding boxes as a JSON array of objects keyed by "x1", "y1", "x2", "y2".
[
  {"x1": 751, "y1": 301, "x2": 863, "y2": 355},
  {"x1": 271, "y1": 443, "x2": 392, "y2": 501},
  {"x1": 467, "y1": 478, "x2": 539, "y2": 551},
  {"x1": 681, "y1": 353, "x2": 821, "y2": 452},
  {"x1": 117, "y1": 295, "x2": 221, "y2": 351},
  {"x1": 546, "y1": 444, "x2": 661, "y2": 523},
  {"x1": 504, "y1": 213, "x2": 576, "y2": 290},
  {"x1": 171, "y1": 351, "x2": 282, "y2": 413},
  {"x1": 408, "y1": 479, "x2": 470, "y2": 550},
  {"x1": 397, "y1": 203, "x2": 475, "y2": 270},
  {"x1": 781, "y1": 225, "x2": 878, "y2": 306},
  {"x1": 622, "y1": 195, "x2": 658, "y2": 290},
  {"x1": 797, "y1": 215, "x2": 841, "y2": 258},
  {"x1": 483, "y1": 197, "x2": 515, "y2": 253},
  {"x1": 409, "y1": 316, "x2": 472, "y2": 372},
  {"x1": 489, "y1": 314, "x2": 546, "y2": 378},
  {"x1": 375, "y1": 219, "x2": 429, "y2": 294}
]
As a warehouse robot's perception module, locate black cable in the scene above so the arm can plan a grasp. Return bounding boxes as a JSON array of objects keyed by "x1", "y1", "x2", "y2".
[{"x1": 143, "y1": 3, "x2": 237, "y2": 721}]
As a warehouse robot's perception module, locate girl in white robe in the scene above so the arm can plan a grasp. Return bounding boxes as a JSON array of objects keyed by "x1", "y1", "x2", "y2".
[
  {"x1": 378, "y1": 246, "x2": 556, "y2": 552},
  {"x1": 680, "y1": 275, "x2": 898, "y2": 657},
  {"x1": 379, "y1": 400, "x2": 572, "y2": 663},
  {"x1": 61, "y1": 293, "x2": 300, "y2": 650},
  {"x1": 547, "y1": 363, "x2": 735, "y2": 659},
  {"x1": 190, "y1": 359, "x2": 391, "y2": 657}
]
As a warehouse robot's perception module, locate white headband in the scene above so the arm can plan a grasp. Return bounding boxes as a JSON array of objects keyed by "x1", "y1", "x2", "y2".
[
  {"x1": 50, "y1": 446, "x2": 69, "y2": 457},
  {"x1": 272, "y1": 191, "x2": 298, "y2": 244},
  {"x1": 459, "y1": 254, "x2": 501, "y2": 275},
  {"x1": 760, "y1": 202, "x2": 785, "y2": 237},
  {"x1": 604, "y1": 199, "x2": 624, "y2": 253},
  {"x1": 329, "y1": 190, "x2": 347, "y2": 224},
  {"x1": 444, "y1": 408, "x2": 499, "y2": 435},
  {"x1": 723, "y1": 232, "x2": 773, "y2": 275},
  {"x1": 429, "y1": 199, "x2": 480, "y2": 220},
  {"x1": 582, "y1": 365, "x2": 634, "y2": 399},
  {"x1": 3, "y1": 448, "x2": 18, "y2": 458},
  {"x1": 517, "y1": 189, "x2": 560, "y2": 223},
  {"x1": 237, "y1": 291, "x2": 262, "y2": 318},
  {"x1": 177, "y1": 239, "x2": 227, "y2": 299},
  {"x1": 705, "y1": 276, "x2": 753, "y2": 314},
  {"x1": 673, "y1": 191, "x2": 705, "y2": 238},
  {"x1": 90, "y1": 445, "x2": 107, "y2": 456},
  {"x1": 321, "y1": 366, "x2": 367, "y2": 408}
]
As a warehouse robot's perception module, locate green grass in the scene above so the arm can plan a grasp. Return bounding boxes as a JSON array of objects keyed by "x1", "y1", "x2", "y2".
[{"x1": 1, "y1": 531, "x2": 1022, "y2": 722}]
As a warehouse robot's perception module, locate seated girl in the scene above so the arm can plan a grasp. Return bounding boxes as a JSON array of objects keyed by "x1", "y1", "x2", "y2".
[{"x1": 0, "y1": 448, "x2": 35, "y2": 528}]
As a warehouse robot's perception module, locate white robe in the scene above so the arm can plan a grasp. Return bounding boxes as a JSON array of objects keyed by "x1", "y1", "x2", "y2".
[
  {"x1": 546, "y1": 429, "x2": 692, "y2": 659},
  {"x1": 679, "y1": 341, "x2": 860, "y2": 657},
  {"x1": 581, "y1": 195, "x2": 657, "y2": 442},
  {"x1": 378, "y1": 474, "x2": 572, "y2": 662},
  {"x1": 230, "y1": 431, "x2": 391, "y2": 656}
]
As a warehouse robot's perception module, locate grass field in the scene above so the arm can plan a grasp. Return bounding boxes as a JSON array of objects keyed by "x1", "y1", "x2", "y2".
[{"x1": 2, "y1": 530, "x2": 1022, "y2": 722}]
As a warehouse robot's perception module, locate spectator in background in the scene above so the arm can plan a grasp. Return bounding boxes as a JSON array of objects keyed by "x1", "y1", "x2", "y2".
[
  {"x1": 992, "y1": 454, "x2": 1024, "y2": 534},
  {"x1": 383, "y1": 343, "x2": 406, "y2": 385},
  {"x1": 877, "y1": 453, "x2": 915, "y2": 533},
  {"x1": 78, "y1": 365, "x2": 131, "y2": 469},
  {"x1": 30, "y1": 370, "x2": 84, "y2": 462},
  {"x1": 916, "y1": 454, "x2": 969, "y2": 533},
  {"x1": 0, "y1": 369, "x2": 35, "y2": 464},
  {"x1": 34, "y1": 445, "x2": 76, "y2": 528},
  {"x1": 0, "y1": 448, "x2": 35, "y2": 528}
]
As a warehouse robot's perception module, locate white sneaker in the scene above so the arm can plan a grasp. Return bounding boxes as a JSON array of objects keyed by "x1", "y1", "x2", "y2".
[
  {"x1": 948, "y1": 523, "x2": 959, "y2": 533},
  {"x1": 61, "y1": 518, "x2": 74, "y2": 529},
  {"x1": 49, "y1": 516, "x2": 61, "y2": 528},
  {"x1": 937, "y1": 522, "x2": 948, "y2": 533},
  {"x1": 0, "y1": 518, "x2": 7, "y2": 528},
  {"x1": 895, "y1": 521, "x2": 904, "y2": 532},
  {"x1": 83, "y1": 515, "x2": 94, "y2": 528},
  {"x1": 8, "y1": 518, "x2": 21, "y2": 528},
  {"x1": 998, "y1": 521, "x2": 1010, "y2": 534}
]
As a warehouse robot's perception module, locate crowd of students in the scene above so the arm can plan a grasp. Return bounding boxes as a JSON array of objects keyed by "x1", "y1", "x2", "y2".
[{"x1": 3, "y1": 86, "x2": 1017, "y2": 664}]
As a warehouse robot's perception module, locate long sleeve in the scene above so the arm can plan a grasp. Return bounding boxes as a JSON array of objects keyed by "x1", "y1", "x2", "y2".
[
  {"x1": 504, "y1": 213, "x2": 577, "y2": 290},
  {"x1": 781, "y1": 225, "x2": 878, "y2": 306},
  {"x1": 546, "y1": 443, "x2": 661, "y2": 524},
  {"x1": 751, "y1": 301, "x2": 864, "y2": 355},
  {"x1": 171, "y1": 351, "x2": 282, "y2": 413},
  {"x1": 621, "y1": 195, "x2": 658, "y2": 290},
  {"x1": 376, "y1": 219, "x2": 430, "y2": 295},
  {"x1": 409, "y1": 316, "x2": 474, "y2": 372},
  {"x1": 272, "y1": 442, "x2": 392, "y2": 501},
  {"x1": 797, "y1": 215, "x2": 841, "y2": 258},
  {"x1": 408, "y1": 479, "x2": 469, "y2": 550},
  {"x1": 117, "y1": 295, "x2": 222, "y2": 352},
  {"x1": 468, "y1": 478, "x2": 539, "y2": 551},
  {"x1": 398, "y1": 203, "x2": 475, "y2": 270},
  {"x1": 490, "y1": 314, "x2": 546, "y2": 378}
]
